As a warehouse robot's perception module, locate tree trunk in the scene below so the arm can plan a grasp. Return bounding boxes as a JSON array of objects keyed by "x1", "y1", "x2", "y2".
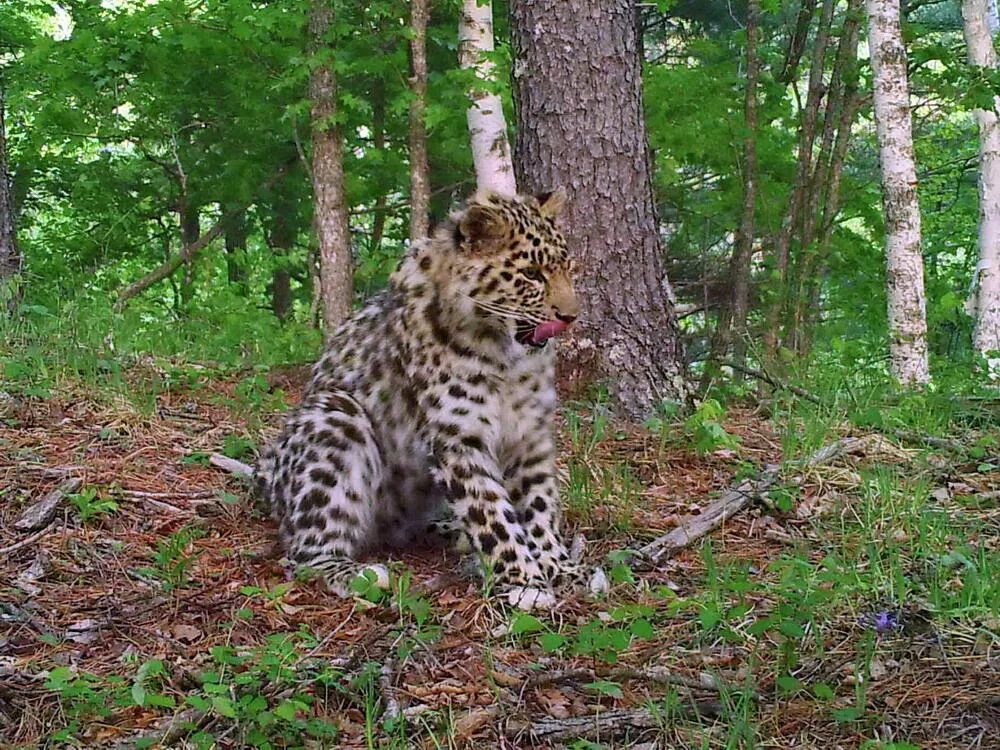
[
  {"x1": 866, "y1": 0, "x2": 930, "y2": 384},
  {"x1": 510, "y1": 0, "x2": 687, "y2": 418},
  {"x1": 371, "y1": 81, "x2": 387, "y2": 257},
  {"x1": 765, "y1": 0, "x2": 835, "y2": 354},
  {"x1": 309, "y1": 0, "x2": 353, "y2": 329},
  {"x1": 224, "y1": 204, "x2": 249, "y2": 295},
  {"x1": 179, "y1": 201, "x2": 200, "y2": 307},
  {"x1": 459, "y1": 0, "x2": 516, "y2": 194},
  {"x1": 0, "y1": 77, "x2": 21, "y2": 300},
  {"x1": 962, "y1": 0, "x2": 1000, "y2": 372},
  {"x1": 720, "y1": 0, "x2": 761, "y2": 370},
  {"x1": 409, "y1": 0, "x2": 431, "y2": 242},
  {"x1": 266, "y1": 197, "x2": 295, "y2": 323}
]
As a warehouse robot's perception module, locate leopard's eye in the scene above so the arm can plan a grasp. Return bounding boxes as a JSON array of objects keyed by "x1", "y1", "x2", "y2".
[{"x1": 521, "y1": 268, "x2": 546, "y2": 283}]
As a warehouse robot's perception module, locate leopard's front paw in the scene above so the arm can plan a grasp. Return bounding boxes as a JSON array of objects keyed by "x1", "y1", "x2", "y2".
[{"x1": 503, "y1": 585, "x2": 557, "y2": 611}]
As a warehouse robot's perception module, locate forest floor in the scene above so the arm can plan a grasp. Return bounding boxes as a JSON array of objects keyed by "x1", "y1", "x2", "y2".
[{"x1": 1, "y1": 364, "x2": 999, "y2": 749}]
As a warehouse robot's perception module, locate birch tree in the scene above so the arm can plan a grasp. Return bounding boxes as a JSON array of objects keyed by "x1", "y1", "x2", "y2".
[
  {"x1": 309, "y1": 0, "x2": 353, "y2": 329},
  {"x1": 409, "y1": 0, "x2": 431, "y2": 241},
  {"x1": 962, "y1": 0, "x2": 1000, "y2": 372},
  {"x1": 458, "y1": 0, "x2": 516, "y2": 194},
  {"x1": 866, "y1": 0, "x2": 930, "y2": 384}
]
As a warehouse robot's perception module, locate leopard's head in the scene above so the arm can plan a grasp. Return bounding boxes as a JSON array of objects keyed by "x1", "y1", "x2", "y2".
[{"x1": 444, "y1": 189, "x2": 578, "y2": 349}]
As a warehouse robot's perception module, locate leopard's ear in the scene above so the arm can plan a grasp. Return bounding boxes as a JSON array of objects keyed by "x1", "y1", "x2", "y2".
[
  {"x1": 458, "y1": 203, "x2": 509, "y2": 244},
  {"x1": 535, "y1": 187, "x2": 567, "y2": 218}
]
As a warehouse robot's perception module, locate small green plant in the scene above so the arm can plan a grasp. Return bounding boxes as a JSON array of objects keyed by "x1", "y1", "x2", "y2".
[
  {"x1": 139, "y1": 526, "x2": 206, "y2": 590},
  {"x1": 222, "y1": 433, "x2": 257, "y2": 460},
  {"x1": 68, "y1": 486, "x2": 119, "y2": 523},
  {"x1": 684, "y1": 398, "x2": 742, "y2": 455}
]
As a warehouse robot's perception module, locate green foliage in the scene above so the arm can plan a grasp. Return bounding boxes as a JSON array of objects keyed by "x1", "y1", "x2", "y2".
[
  {"x1": 684, "y1": 398, "x2": 742, "y2": 455},
  {"x1": 68, "y1": 486, "x2": 119, "y2": 524},
  {"x1": 138, "y1": 526, "x2": 206, "y2": 591}
]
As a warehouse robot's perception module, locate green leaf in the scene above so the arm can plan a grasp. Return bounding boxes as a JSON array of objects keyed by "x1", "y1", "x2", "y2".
[
  {"x1": 211, "y1": 695, "x2": 238, "y2": 718},
  {"x1": 510, "y1": 613, "x2": 545, "y2": 635},
  {"x1": 776, "y1": 675, "x2": 802, "y2": 693},
  {"x1": 832, "y1": 706, "x2": 864, "y2": 723},
  {"x1": 584, "y1": 680, "x2": 624, "y2": 699},
  {"x1": 538, "y1": 632, "x2": 567, "y2": 652},
  {"x1": 812, "y1": 682, "x2": 835, "y2": 701}
]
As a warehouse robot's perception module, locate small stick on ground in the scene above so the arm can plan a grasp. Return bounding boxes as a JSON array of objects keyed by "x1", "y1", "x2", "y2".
[
  {"x1": 210, "y1": 453, "x2": 254, "y2": 479},
  {"x1": 638, "y1": 437, "x2": 863, "y2": 565},
  {"x1": 519, "y1": 666, "x2": 742, "y2": 698},
  {"x1": 0, "y1": 522, "x2": 60, "y2": 556},
  {"x1": 505, "y1": 705, "x2": 721, "y2": 744}
]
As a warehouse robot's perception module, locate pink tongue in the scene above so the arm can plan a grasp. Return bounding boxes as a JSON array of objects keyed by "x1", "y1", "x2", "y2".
[{"x1": 531, "y1": 319, "x2": 569, "y2": 343}]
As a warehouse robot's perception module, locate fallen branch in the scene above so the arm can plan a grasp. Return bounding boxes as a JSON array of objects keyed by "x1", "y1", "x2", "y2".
[
  {"x1": 113, "y1": 161, "x2": 294, "y2": 312},
  {"x1": 720, "y1": 360, "x2": 823, "y2": 404},
  {"x1": 210, "y1": 453, "x2": 254, "y2": 479},
  {"x1": 519, "y1": 666, "x2": 736, "y2": 697},
  {"x1": 638, "y1": 437, "x2": 862, "y2": 565},
  {"x1": 0, "y1": 522, "x2": 60, "y2": 556},
  {"x1": 505, "y1": 705, "x2": 721, "y2": 744}
]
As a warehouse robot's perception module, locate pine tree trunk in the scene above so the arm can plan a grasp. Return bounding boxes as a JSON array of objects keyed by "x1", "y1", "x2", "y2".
[
  {"x1": 962, "y1": 0, "x2": 1000, "y2": 371},
  {"x1": 310, "y1": 0, "x2": 353, "y2": 329},
  {"x1": 866, "y1": 0, "x2": 930, "y2": 384},
  {"x1": 510, "y1": 0, "x2": 687, "y2": 417},
  {"x1": 0, "y1": 78, "x2": 21, "y2": 299},
  {"x1": 409, "y1": 0, "x2": 431, "y2": 242},
  {"x1": 459, "y1": 0, "x2": 516, "y2": 194}
]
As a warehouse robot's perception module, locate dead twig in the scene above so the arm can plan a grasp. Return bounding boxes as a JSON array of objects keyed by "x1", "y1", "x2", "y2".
[
  {"x1": 505, "y1": 704, "x2": 722, "y2": 744},
  {"x1": 638, "y1": 437, "x2": 862, "y2": 565},
  {"x1": 0, "y1": 522, "x2": 60, "y2": 556},
  {"x1": 209, "y1": 453, "x2": 254, "y2": 479},
  {"x1": 518, "y1": 665, "x2": 742, "y2": 698},
  {"x1": 720, "y1": 360, "x2": 823, "y2": 404}
]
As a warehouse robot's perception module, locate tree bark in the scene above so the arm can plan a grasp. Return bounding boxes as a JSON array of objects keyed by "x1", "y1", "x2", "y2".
[
  {"x1": 866, "y1": 0, "x2": 930, "y2": 384},
  {"x1": 179, "y1": 201, "x2": 200, "y2": 307},
  {"x1": 224, "y1": 204, "x2": 249, "y2": 295},
  {"x1": 721, "y1": 0, "x2": 761, "y2": 369},
  {"x1": 765, "y1": 0, "x2": 835, "y2": 354},
  {"x1": 309, "y1": 0, "x2": 353, "y2": 329},
  {"x1": 459, "y1": 0, "x2": 516, "y2": 194},
  {"x1": 0, "y1": 77, "x2": 21, "y2": 299},
  {"x1": 267, "y1": 200, "x2": 294, "y2": 323},
  {"x1": 510, "y1": 0, "x2": 688, "y2": 418},
  {"x1": 962, "y1": 0, "x2": 1000, "y2": 372},
  {"x1": 409, "y1": 0, "x2": 431, "y2": 242}
]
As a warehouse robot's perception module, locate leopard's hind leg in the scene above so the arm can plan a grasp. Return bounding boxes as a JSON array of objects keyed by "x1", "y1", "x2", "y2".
[{"x1": 266, "y1": 390, "x2": 390, "y2": 597}]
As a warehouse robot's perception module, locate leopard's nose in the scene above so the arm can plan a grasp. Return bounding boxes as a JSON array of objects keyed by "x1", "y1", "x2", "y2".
[{"x1": 554, "y1": 311, "x2": 577, "y2": 324}]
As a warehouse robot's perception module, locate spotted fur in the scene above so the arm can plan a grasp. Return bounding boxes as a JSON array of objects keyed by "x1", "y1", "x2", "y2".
[{"x1": 255, "y1": 190, "x2": 596, "y2": 609}]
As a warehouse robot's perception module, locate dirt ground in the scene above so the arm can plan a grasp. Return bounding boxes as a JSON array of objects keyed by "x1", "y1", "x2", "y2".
[{"x1": 2, "y1": 370, "x2": 998, "y2": 749}]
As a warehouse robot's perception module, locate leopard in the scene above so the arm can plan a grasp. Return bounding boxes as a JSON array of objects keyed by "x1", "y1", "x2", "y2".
[{"x1": 253, "y1": 188, "x2": 605, "y2": 610}]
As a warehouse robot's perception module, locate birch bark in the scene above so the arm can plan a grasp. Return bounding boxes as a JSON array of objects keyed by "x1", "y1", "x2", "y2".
[
  {"x1": 459, "y1": 0, "x2": 516, "y2": 194},
  {"x1": 866, "y1": 0, "x2": 930, "y2": 384},
  {"x1": 962, "y1": 0, "x2": 1000, "y2": 372}
]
